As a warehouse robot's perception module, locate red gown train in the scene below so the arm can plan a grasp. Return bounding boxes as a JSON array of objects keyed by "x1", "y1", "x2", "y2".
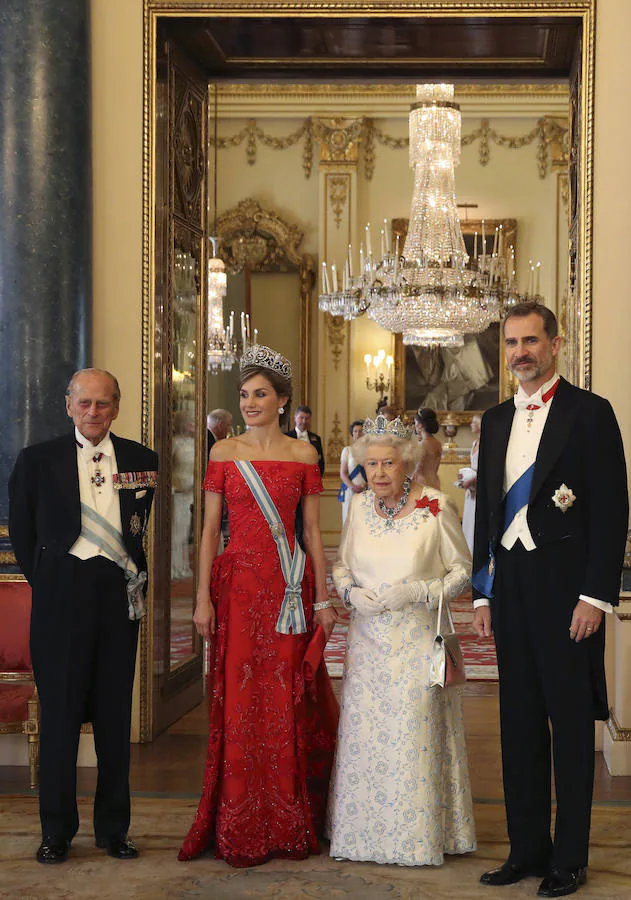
[{"x1": 178, "y1": 460, "x2": 338, "y2": 867}]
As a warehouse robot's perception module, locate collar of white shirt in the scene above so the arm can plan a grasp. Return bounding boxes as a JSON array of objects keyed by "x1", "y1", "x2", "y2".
[
  {"x1": 295, "y1": 428, "x2": 309, "y2": 441},
  {"x1": 513, "y1": 372, "x2": 560, "y2": 411},
  {"x1": 75, "y1": 426, "x2": 114, "y2": 461}
]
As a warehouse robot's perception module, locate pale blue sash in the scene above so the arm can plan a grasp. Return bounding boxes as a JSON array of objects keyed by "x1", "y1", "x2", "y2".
[
  {"x1": 80, "y1": 502, "x2": 147, "y2": 620},
  {"x1": 235, "y1": 461, "x2": 307, "y2": 635}
]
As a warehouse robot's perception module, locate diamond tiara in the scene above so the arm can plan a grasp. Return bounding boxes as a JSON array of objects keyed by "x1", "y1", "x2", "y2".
[
  {"x1": 239, "y1": 344, "x2": 292, "y2": 380},
  {"x1": 362, "y1": 414, "x2": 411, "y2": 439}
]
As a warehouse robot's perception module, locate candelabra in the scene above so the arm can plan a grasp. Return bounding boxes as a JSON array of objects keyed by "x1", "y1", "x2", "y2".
[{"x1": 364, "y1": 349, "x2": 394, "y2": 402}]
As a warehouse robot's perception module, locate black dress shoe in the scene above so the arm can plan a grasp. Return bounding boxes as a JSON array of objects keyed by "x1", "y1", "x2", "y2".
[
  {"x1": 96, "y1": 835, "x2": 139, "y2": 859},
  {"x1": 36, "y1": 838, "x2": 71, "y2": 864},
  {"x1": 480, "y1": 861, "x2": 548, "y2": 886},
  {"x1": 537, "y1": 867, "x2": 587, "y2": 897}
]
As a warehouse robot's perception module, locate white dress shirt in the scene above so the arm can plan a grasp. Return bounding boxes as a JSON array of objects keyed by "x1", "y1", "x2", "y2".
[
  {"x1": 69, "y1": 427, "x2": 137, "y2": 574},
  {"x1": 295, "y1": 428, "x2": 310, "y2": 443},
  {"x1": 474, "y1": 375, "x2": 610, "y2": 613}
]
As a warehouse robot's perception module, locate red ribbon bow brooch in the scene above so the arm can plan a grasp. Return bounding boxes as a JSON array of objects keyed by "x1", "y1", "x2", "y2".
[{"x1": 416, "y1": 496, "x2": 441, "y2": 516}]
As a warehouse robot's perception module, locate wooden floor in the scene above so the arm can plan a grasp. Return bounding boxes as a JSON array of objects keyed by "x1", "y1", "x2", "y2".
[{"x1": 2, "y1": 681, "x2": 631, "y2": 802}]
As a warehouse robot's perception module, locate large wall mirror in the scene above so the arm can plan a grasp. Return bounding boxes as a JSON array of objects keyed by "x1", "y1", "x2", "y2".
[{"x1": 144, "y1": 1, "x2": 594, "y2": 739}]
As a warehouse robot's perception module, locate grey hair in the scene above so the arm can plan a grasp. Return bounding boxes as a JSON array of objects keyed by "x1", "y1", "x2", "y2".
[
  {"x1": 352, "y1": 433, "x2": 422, "y2": 476},
  {"x1": 66, "y1": 368, "x2": 121, "y2": 402},
  {"x1": 207, "y1": 408, "x2": 232, "y2": 427}
]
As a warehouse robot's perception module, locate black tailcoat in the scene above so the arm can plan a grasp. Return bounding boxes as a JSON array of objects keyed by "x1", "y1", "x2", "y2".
[
  {"x1": 286, "y1": 429, "x2": 325, "y2": 475},
  {"x1": 472, "y1": 376, "x2": 627, "y2": 869},
  {"x1": 8, "y1": 431, "x2": 157, "y2": 842}
]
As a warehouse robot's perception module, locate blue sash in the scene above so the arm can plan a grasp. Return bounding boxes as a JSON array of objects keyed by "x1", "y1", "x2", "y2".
[
  {"x1": 337, "y1": 463, "x2": 366, "y2": 502},
  {"x1": 235, "y1": 461, "x2": 307, "y2": 635},
  {"x1": 471, "y1": 462, "x2": 535, "y2": 599}
]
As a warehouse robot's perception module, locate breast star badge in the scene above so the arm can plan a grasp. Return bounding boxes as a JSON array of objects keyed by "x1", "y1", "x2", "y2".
[
  {"x1": 552, "y1": 483, "x2": 576, "y2": 513},
  {"x1": 130, "y1": 513, "x2": 142, "y2": 536}
]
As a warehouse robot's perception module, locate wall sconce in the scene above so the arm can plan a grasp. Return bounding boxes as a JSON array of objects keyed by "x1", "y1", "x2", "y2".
[{"x1": 364, "y1": 349, "x2": 394, "y2": 402}]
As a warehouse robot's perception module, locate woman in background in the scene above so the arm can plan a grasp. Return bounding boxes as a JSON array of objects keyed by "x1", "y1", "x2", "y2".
[
  {"x1": 460, "y1": 414, "x2": 481, "y2": 554},
  {"x1": 338, "y1": 419, "x2": 366, "y2": 523},
  {"x1": 413, "y1": 407, "x2": 442, "y2": 489}
]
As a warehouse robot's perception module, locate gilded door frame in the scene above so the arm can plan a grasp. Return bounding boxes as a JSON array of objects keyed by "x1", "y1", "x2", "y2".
[{"x1": 142, "y1": 0, "x2": 596, "y2": 739}]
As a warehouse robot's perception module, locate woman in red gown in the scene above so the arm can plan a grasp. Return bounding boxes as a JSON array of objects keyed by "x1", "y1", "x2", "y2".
[{"x1": 179, "y1": 346, "x2": 340, "y2": 867}]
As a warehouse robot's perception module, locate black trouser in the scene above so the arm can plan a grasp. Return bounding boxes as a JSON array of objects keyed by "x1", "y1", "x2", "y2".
[
  {"x1": 31, "y1": 553, "x2": 139, "y2": 842},
  {"x1": 492, "y1": 542, "x2": 596, "y2": 871}
]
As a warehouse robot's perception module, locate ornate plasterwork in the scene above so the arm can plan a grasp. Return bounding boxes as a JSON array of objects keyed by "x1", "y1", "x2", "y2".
[
  {"x1": 212, "y1": 115, "x2": 568, "y2": 180},
  {"x1": 326, "y1": 314, "x2": 346, "y2": 371},
  {"x1": 326, "y1": 412, "x2": 345, "y2": 466},
  {"x1": 328, "y1": 175, "x2": 349, "y2": 229}
]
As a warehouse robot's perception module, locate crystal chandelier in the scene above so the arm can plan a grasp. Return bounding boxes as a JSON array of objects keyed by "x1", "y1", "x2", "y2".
[
  {"x1": 207, "y1": 236, "x2": 238, "y2": 373},
  {"x1": 368, "y1": 84, "x2": 502, "y2": 347},
  {"x1": 318, "y1": 84, "x2": 541, "y2": 347}
]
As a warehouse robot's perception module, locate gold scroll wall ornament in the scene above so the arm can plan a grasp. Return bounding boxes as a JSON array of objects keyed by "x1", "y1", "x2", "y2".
[
  {"x1": 326, "y1": 314, "x2": 346, "y2": 371},
  {"x1": 326, "y1": 412, "x2": 345, "y2": 467},
  {"x1": 328, "y1": 175, "x2": 349, "y2": 229},
  {"x1": 210, "y1": 116, "x2": 567, "y2": 181}
]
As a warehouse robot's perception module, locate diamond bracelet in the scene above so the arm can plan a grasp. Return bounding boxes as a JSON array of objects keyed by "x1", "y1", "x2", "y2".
[{"x1": 313, "y1": 601, "x2": 332, "y2": 611}]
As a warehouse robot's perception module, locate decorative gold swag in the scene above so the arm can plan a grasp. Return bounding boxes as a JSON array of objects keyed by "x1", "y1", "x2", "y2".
[{"x1": 211, "y1": 116, "x2": 568, "y2": 181}]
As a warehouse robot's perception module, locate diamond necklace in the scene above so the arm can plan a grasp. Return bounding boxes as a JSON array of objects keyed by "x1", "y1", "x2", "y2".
[{"x1": 377, "y1": 477, "x2": 411, "y2": 528}]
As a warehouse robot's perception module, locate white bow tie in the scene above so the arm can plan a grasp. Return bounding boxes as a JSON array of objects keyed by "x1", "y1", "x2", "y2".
[{"x1": 514, "y1": 394, "x2": 542, "y2": 411}]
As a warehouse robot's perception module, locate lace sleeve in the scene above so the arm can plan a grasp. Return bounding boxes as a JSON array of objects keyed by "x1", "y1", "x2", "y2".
[
  {"x1": 202, "y1": 460, "x2": 226, "y2": 494},
  {"x1": 432, "y1": 495, "x2": 472, "y2": 604},
  {"x1": 332, "y1": 494, "x2": 357, "y2": 599}
]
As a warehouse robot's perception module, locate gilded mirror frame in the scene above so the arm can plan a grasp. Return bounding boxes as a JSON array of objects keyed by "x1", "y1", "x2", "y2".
[{"x1": 142, "y1": 0, "x2": 595, "y2": 740}]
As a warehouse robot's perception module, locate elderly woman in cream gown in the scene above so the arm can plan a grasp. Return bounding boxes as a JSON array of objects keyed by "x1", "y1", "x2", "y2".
[{"x1": 326, "y1": 414, "x2": 476, "y2": 867}]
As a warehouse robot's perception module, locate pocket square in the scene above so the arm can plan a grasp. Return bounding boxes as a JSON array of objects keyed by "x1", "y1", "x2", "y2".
[{"x1": 135, "y1": 489, "x2": 147, "y2": 499}]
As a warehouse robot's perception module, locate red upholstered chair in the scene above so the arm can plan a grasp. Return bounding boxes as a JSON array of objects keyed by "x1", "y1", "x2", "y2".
[{"x1": 0, "y1": 579, "x2": 39, "y2": 788}]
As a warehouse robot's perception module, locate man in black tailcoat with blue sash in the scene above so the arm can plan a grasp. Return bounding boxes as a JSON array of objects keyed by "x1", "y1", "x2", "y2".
[
  {"x1": 9, "y1": 369, "x2": 157, "y2": 865},
  {"x1": 472, "y1": 302, "x2": 628, "y2": 898}
]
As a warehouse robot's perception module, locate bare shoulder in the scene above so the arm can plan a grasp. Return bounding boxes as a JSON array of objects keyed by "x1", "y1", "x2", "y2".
[
  {"x1": 209, "y1": 437, "x2": 239, "y2": 461},
  {"x1": 288, "y1": 437, "x2": 319, "y2": 464}
]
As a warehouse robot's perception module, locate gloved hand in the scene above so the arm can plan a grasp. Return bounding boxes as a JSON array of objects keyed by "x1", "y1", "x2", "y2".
[
  {"x1": 348, "y1": 587, "x2": 383, "y2": 617},
  {"x1": 379, "y1": 580, "x2": 429, "y2": 612}
]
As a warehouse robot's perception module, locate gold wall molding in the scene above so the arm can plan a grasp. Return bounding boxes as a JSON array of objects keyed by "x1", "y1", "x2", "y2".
[
  {"x1": 0, "y1": 552, "x2": 16, "y2": 566},
  {"x1": 211, "y1": 114, "x2": 567, "y2": 181},
  {"x1": 328, "y1": 175, "x2": 349, "y2": 229},
  {"x1": 326, "y1": 412, "x2": 345, "y2": 466},
  {"x1": 607, "y1": 708, "x2": 631, "y2": 742},
  {"x1": 326, "y1": 314, "x2": 346, "y2": 371}
]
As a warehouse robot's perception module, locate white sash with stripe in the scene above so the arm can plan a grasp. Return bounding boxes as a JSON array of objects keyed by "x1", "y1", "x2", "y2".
[
  {"x1": 235, "y1": 461, "x2": 307, "y2": 635},
  {"x1": 80, "y1": 502, "x2": 147, "y2": 620}
]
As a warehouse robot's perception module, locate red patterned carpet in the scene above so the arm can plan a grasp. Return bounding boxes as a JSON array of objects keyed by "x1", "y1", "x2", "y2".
[{"x1": 323, "y1": 548, "x2": 498, "y2": 681}]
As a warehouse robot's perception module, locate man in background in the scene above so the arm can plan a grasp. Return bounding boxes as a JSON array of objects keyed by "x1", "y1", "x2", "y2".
[
  {"x1": 286, "y1": 405, "x2": 324, "y2": 475},
  {"x1": 207, "y1": 408, "x2": 233, "y2": 458}
]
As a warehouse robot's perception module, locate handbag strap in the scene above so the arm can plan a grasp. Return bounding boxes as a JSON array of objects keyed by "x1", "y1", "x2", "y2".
[{"x1": 435, "y1": 579, "x2": 456, "y2": 639}]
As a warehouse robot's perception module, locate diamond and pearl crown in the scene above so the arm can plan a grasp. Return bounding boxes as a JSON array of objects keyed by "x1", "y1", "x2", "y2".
[
  {"x1": 239, "y1": 344, "x2": 292, "y2": 379},
  {"x1": 362, "y1": 414, "x2": 411, "y2": 439}
]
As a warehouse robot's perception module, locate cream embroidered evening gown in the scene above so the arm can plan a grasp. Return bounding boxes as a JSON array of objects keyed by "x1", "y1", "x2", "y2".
[{"x1": 326, "y1": 487, "x2": 476, "y2": 866}]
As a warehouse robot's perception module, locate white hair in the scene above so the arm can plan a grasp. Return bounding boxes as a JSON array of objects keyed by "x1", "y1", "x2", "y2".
[
  {"x1": 207, "y1": 409, "x2": 232, "y2": 428},
  {"x1": 352, "y1": 433, "x2": 422, "y2": 476}
]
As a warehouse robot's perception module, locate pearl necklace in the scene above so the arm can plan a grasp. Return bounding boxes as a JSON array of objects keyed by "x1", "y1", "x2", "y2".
[{"x1": 377, "y1": 477, "x2": 411, "y2": 528}]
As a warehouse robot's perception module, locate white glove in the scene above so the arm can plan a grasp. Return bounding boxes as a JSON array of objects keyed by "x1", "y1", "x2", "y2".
[
  {"x1": 348, "y1": 587, "x2": 382, "y2": 617},
  {"x1": 379, "y1": 580, "x2": 429, "y2": 612}
]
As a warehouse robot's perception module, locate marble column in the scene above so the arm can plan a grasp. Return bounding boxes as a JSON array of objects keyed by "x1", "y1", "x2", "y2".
[{"x1": 0, "y1": 0, "x2": 91, "y2": 563}]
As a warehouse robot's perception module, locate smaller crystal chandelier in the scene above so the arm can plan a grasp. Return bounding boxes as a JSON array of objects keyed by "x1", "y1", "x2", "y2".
[{"x1": 207, "y1": 236, "x2": 238, "y2": 373}]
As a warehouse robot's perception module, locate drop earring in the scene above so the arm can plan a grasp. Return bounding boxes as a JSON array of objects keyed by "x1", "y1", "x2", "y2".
[{"x1": 278, "y1": 407, "x2": 285, "y2": 415}]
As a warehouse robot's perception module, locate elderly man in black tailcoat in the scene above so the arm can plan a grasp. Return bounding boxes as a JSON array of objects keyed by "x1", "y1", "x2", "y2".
[{"x1": 9, "y1": 369, "x2": 158, "y2": 864}]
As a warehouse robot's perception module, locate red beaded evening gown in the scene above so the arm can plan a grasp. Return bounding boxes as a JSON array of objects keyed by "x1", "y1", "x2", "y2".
[{"x1": 178, "y1": 460, "x2": 338, "y2": 867}]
